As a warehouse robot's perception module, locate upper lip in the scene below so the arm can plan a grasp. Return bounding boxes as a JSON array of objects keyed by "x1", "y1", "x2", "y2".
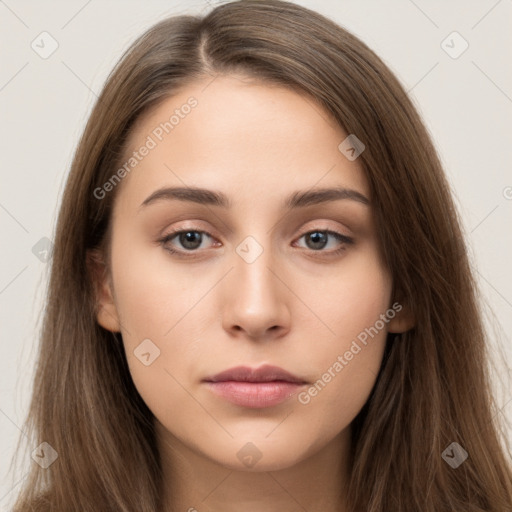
[{"x1": 203, "y1": 364, "x2": 307, "y2": 384}]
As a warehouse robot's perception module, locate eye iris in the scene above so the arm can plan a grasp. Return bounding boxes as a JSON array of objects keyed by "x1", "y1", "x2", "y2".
[
  {"x1": 306, "y1": 231, "x2": 328, "y2": 250},
  {"x1": 179, "y1": 231, "x2": 202, "y2": 250}
]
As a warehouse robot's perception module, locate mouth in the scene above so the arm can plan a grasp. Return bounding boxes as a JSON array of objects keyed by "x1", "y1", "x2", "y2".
[{"x1": 202, "y1": 364, "x2": 308, "y2": 409}]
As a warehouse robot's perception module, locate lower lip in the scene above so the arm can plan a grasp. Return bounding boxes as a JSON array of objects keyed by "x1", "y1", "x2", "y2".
[{"x1": 204, "y1": 381, "x2": 305, "y2": 408}]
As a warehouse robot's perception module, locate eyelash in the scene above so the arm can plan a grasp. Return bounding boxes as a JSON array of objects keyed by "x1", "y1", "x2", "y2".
[{"x1": 158, "y1": 227, "x2": 354, "y2": 259}]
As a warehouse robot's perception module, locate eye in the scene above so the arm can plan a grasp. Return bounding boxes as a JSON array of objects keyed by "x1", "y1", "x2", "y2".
[
  {"x1": 294, "y1": 229, "x2": 354, "y2": 256},
  {"x1": 159, "y1": 229, "x2": 215, "y2": 255},
  {"x1": 158, "y1": 227, "x2": 354, "y2": 258}
]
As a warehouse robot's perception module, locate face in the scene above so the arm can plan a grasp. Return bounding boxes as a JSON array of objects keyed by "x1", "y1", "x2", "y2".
[{"x1": 92, "y1": 74, "x2": 411, "y2": 472}]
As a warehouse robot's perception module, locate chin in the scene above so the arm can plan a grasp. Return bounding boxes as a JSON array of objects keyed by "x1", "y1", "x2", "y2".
[{"x1": 206, "y1": 441, "x2": 309, "y2": 473}]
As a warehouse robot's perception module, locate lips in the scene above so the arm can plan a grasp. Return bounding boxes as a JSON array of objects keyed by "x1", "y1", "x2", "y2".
[
  {"x1": 203, "y1": 364, "x2": 307, "y2": 384},
  {"x1": 203, "y1": 364, "x2": 308, "y2": 408}
]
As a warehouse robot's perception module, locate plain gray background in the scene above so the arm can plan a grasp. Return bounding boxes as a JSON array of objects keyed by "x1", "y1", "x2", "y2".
[{"x1": 1, "y1": 0, "x2": 511, "y2": 507}]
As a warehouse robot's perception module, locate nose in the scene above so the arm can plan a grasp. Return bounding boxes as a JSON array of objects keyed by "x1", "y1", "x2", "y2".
[{"x1": 221, "y1": 239, "x2": 291, "y2": 341}]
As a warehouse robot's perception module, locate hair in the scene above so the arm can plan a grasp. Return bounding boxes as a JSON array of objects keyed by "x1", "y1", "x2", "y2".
[{"x1": 9, "y1": 1, "x2": 512, "y2": 511}]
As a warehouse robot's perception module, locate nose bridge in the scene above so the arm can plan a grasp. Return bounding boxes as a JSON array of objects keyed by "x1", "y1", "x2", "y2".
[
  {"x1": 222, "y1": 228, "x2": 290, "y2": 337},
  {"x1": 233, "y1": 232, "x2": 279, "y2": 302}
]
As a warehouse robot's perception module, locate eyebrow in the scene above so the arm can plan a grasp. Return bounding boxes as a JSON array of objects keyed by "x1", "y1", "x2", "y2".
[{"x1": 139, "y1": 185, "x2": 370, "y2": 210}]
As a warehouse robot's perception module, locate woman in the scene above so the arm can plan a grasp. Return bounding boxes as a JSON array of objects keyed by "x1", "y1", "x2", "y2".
[{"x1": 11, "y1": 1, "x2": 512, "y2": 510}]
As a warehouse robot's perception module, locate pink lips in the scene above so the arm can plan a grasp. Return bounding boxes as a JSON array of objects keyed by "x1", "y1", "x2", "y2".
[{"x1": 203, "y1": 364, "x2": 307, "y2": 409}]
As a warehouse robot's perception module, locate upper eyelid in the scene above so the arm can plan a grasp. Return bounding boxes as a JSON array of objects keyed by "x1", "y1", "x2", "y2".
[{"x1": 160, "y1": 217, "x2": 354, "y2": 236}]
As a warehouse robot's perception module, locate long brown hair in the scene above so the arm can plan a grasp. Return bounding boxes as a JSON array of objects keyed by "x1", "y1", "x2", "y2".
[{"x1": 10, "y1": 1, "x2": 512, "y2": 510}]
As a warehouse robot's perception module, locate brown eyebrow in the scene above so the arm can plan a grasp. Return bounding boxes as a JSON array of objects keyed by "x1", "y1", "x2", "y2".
[{"x1": 139, "y1": 186, "x2": 370, "y2": 211}]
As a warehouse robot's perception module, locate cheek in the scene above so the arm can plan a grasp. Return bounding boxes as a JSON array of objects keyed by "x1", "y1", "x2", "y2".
[
  {"x1": 111, "y1": 252, "x2": 206, "y2": 427},
  {"x1": 110, "y1": 234, "x2": 207, "y2": 339},
  {"x1": 296, "y1": 244, "x2": 392, "y2": 345},
  {"x1": 108, "y1": 235, "x2": 209, "y2": 395},
  {"x1": 294, "y1": 248, "x2": 391, "y2": 417}
]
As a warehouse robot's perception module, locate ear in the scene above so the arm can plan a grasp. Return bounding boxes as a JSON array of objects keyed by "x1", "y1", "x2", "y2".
[
  {"x1": 387, "y1": 301, "x2": 415, "y2": 333},
  {"x1": 86, "y1": 248, "x2": 121, "y2": 333}
]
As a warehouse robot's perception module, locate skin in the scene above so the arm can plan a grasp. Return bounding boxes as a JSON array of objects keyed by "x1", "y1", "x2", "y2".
[{"x1": 92, "y1": 74, "x2": 414, "y2": 512}]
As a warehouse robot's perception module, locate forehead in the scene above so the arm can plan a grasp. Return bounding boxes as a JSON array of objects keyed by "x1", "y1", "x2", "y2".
[{"x1": 114, "y1": 74, "x2": 369, "y2": 214}]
